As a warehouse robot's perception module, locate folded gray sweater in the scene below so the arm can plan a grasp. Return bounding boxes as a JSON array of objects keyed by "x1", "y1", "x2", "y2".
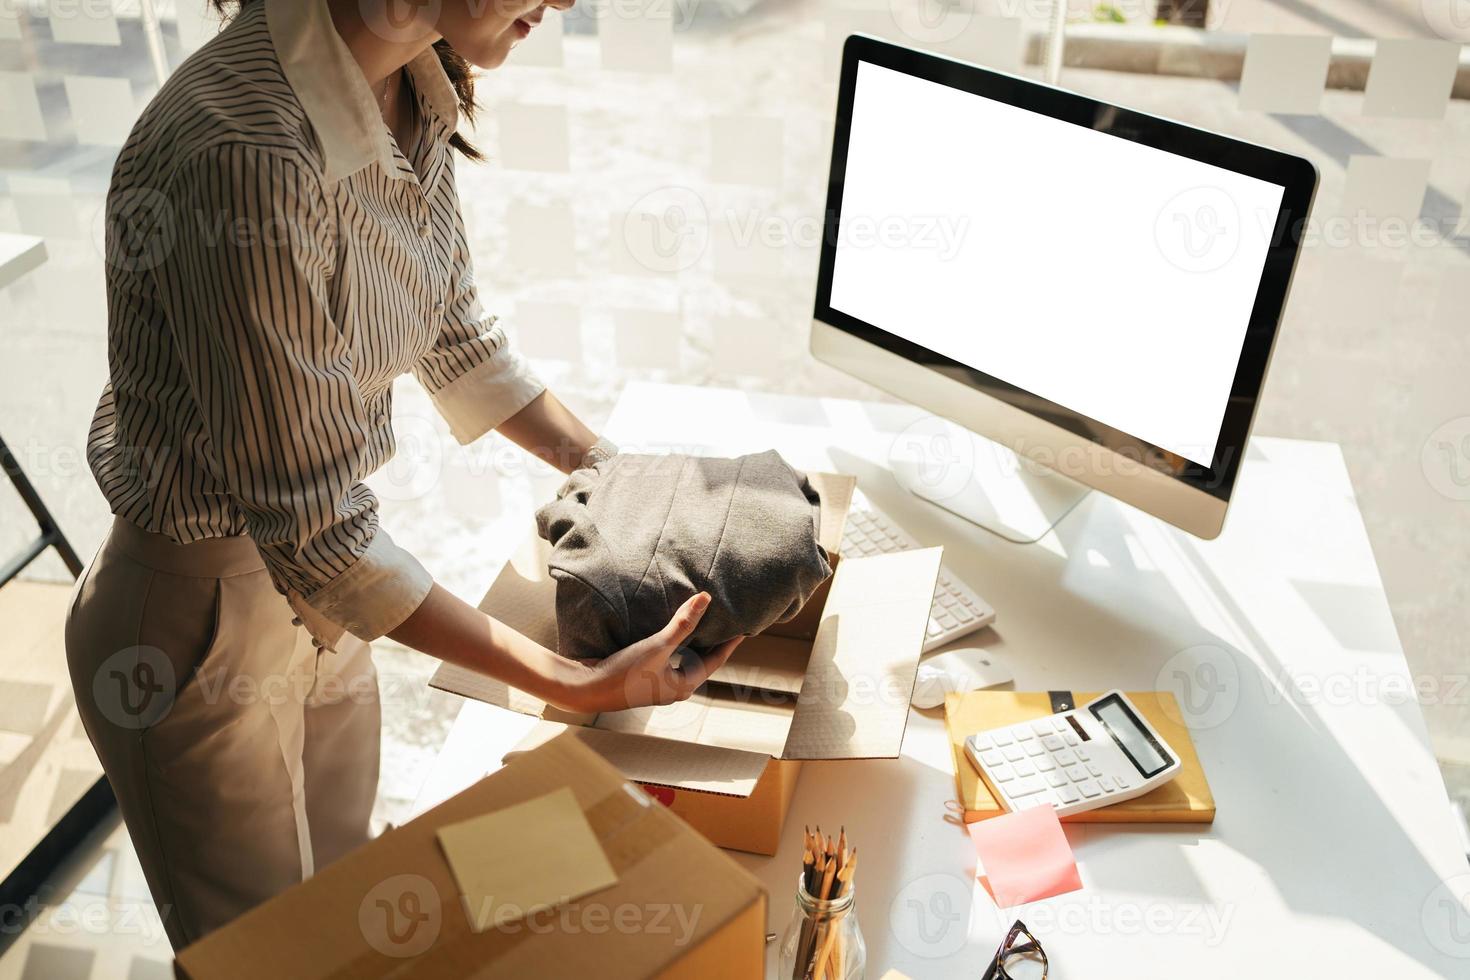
[{"x1": 534, "y1": 450, "x2": 833, "y2": 660}]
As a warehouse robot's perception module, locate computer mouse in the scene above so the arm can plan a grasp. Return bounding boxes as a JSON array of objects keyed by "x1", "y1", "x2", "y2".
[{"x1": 911, "y1": 648, "x2": 1014, "y2": 709}]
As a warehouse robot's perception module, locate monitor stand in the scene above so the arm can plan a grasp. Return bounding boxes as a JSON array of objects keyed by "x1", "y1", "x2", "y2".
[{"x1": 889, "y1": 417, "x2": 1091, "y2": 545}]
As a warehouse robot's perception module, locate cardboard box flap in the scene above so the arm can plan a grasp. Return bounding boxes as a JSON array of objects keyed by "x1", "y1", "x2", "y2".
[
  {"x1": 782, "y1": 547, "x2": 943, "y2": 761},
  {"x1": 431, "y1": 660, "x2": 547, "y2": 717},
  {"x1": 509, "y1": 720, "x2": 773, "y2": 798},
  {"x1": 706, "y1": 633, "x2": 811, "y2": 694},
  {"x1": 593, "y1": 685, "x2": 796, "y2": 760},
  {"x1": 479, "y1": 532, "x2": 559, "y2": 650},
  {"x1": 686, "y1": 688, "x2": 796, "y2": 757},
  {"x1": 174, "y1": 733, "x2": 764, "y2": 979},
  {"x1": 804, "y1": 471, "x2": 855, "y2": 556},
  {"x1": 766, "y1": 472, "x2": 855, "y2": 642}
]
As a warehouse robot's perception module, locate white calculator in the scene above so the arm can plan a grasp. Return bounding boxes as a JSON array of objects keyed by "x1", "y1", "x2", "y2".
[{"x1": 964, "y1": 691, "x2": 1182, "y2": 817}]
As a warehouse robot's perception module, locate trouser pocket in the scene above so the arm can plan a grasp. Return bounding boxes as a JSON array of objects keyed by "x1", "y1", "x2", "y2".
[{"x1": 67, "y1": 553, "x2": 219, "y2": 738}]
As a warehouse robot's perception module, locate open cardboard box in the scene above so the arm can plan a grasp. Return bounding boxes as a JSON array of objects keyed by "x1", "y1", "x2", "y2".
[
  {"x1": 431, "y1": 472, "x2": 942, "y2": 855},
  {"x1": 175, "y1": 733, "x2": 766, "y2": 979}
]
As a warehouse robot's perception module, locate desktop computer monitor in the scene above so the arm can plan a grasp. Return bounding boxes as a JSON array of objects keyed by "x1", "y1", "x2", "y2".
[{"x1": 811, "y1": 35, "x2": 1318, "y2": 541}]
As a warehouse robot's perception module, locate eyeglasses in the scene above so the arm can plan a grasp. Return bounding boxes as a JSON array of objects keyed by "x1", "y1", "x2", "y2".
[{"x1": 981, "y1": 920, "x2": 1048, "y2": 980}]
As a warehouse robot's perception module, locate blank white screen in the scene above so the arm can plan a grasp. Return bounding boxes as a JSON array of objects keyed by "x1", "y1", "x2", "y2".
[{"x1": 829, "y1": 62, "x2": 1286, "y2": 467}]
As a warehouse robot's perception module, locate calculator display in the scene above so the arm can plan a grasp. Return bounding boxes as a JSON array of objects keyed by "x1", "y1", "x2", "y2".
[{"x1": 1091, "y1": 696, "x2": 1171, "y2": 777}]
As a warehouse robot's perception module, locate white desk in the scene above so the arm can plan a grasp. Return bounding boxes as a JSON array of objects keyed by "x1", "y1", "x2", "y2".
[{"x1": 416, "y1": 382, "x2": 1470, "y2": 977}]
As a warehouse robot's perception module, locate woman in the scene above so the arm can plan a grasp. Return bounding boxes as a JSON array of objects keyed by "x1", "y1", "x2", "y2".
[{"x1": 66, "y1": 0, "x2": 740, "y2": 950}]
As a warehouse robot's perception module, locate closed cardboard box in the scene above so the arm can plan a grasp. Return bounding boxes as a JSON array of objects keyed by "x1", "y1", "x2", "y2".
[
  {"x1": 174, "y1": 734, "x2": 766, "y2": 979},
  {"x1": 432, "y1": 472, "x2": 942, "y2": 855}
]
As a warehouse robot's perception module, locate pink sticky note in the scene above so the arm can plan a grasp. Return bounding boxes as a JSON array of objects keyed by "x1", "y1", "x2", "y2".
[{"x1": 968, "y1": 806, "x2": 1082, "y2": 907}]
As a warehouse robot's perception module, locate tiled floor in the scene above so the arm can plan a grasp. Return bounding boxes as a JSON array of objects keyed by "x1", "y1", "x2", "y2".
[
  {"x1": 2, "y1": 0, "x2": 1468, "y2": 972},
  {"x1": 0, "y1": 580, "x2": 154, "y2": 979},
  {"x1": 0, "y1": 583, "x2": 103, "y2": 896},
  {"x1": 0, "y1": 818, "x2": 174, "y2": 980}
]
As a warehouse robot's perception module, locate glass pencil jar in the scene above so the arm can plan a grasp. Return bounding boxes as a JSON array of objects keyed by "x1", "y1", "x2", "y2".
[{"x1": 778, "y1": 874, "x2": 866, "y2": 980}]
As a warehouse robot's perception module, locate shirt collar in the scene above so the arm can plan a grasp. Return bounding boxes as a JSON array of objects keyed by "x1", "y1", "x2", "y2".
[{"x1": 266, "y1": 0, "x2": 460, "y2": 185}]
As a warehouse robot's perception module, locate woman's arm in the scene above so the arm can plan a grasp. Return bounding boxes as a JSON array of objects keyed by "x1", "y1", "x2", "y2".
[
  {"x1": 388, "y1": 584, "x2": 741, "y2": 713},
  {"x1": 495, "y1": 389, "x2": 602, "y2": 475}
]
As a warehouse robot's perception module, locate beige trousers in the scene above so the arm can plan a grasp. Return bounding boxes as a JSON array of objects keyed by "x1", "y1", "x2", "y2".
[{"x1": 65, "y1": 519, "x2": 380, "y2": 950}]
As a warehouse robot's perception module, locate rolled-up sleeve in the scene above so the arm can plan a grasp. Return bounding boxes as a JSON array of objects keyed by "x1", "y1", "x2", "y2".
[
  {"x1": 414, "y1": 180, "x2": 545, "y2": 445},
  {"x1": 150, "y1": 143, "x2": 432, "y2": 641}
]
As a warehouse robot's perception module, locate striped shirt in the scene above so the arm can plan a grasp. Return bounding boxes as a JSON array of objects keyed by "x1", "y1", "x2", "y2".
[{"x1": 86, "y1": 0, "x2": 545, "y2": 644}]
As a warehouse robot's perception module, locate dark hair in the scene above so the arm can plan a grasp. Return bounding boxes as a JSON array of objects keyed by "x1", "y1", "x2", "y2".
[{"x1": 208, "y1": 0, "x2": 482, "y2": 160}]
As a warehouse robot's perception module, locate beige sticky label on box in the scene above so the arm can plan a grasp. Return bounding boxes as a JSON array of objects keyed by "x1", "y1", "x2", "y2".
[{"x1": 437, "y1": 786, "x2": 619, "y2": 932}]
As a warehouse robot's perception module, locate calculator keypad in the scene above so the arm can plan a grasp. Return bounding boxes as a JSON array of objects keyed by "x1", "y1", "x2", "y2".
[{"x1": 970, "y1": 715, "x2": 1135, "y2": 814}]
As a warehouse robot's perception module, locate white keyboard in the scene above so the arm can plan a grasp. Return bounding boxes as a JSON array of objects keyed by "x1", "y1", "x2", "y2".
[{"x1": 842, "y1": 493, "x2": 996, "y2": 652}]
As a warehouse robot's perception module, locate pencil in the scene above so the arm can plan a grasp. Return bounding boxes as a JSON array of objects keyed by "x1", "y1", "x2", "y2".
[
  {"x1": 813, "y1": 919, "x2": 839, "y2": 979},
  {"x1": 818, "y1": 849, "x2": 857, "y2": 979},
  {"x1": 837, "y1": 848, "x2": 856, "y2": 894},
  {"x1": 802, "y1": 827, "x2": 816, "y2": 893},
  {"x1": 814, "y1": 839, "x2": 839, "y2": 977},
  {"x1": 794, "y1": 847, "x2": 822, "y2": 978},
  {"x1": 834, "y1": 848, "x2": 850, "y2": 897},
  {"x1": 819, "y1": 841, "x2": 837, "y2": 901},
  {"x1": 839, "y1": 851, "x2": 857, "y2": 975}
]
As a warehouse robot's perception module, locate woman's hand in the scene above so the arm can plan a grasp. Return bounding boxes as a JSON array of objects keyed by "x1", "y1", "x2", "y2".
[
  {"x1": 388, "y1": 583, "x2": 740, "y2": 716},
  {"x1": 556, "y1": 592, "x2": 743, "y2": 713}
]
